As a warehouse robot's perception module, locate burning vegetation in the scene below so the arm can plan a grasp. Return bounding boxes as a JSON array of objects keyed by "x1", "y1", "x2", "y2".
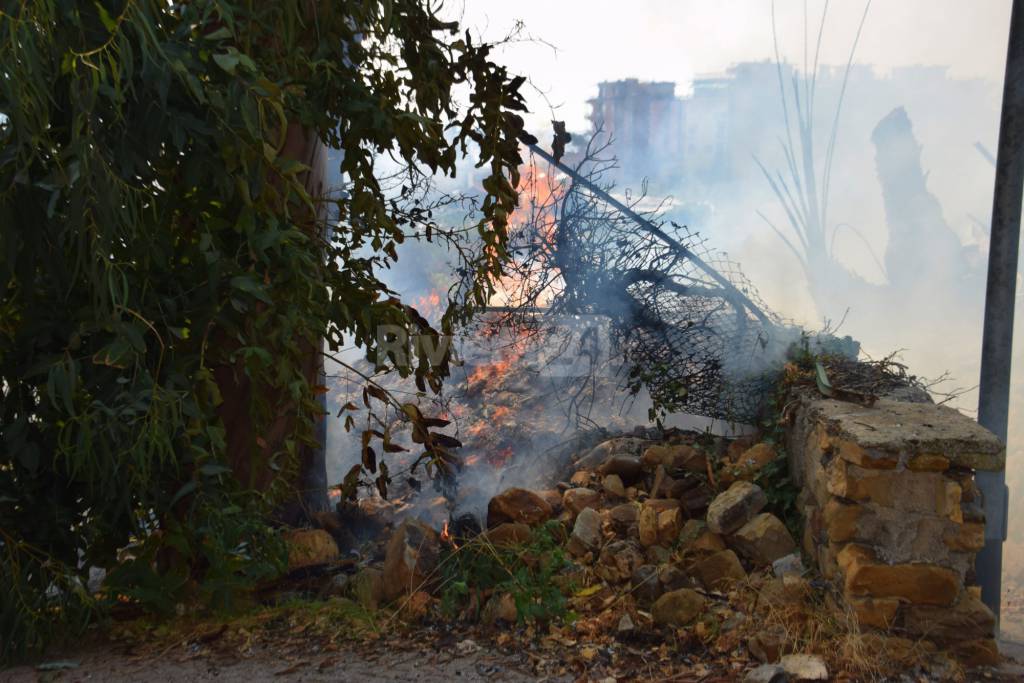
[
  {"x1": 284, "y1": 136, "x2": 1008, "y2": 680},
  {"x1": 3, "y1": 0, "x2": 1019, "y2": 679}
]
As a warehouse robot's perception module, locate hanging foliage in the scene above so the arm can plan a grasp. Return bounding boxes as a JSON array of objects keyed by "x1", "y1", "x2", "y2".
[{"x1": 0, "y1": 0, "x2": 525, "y2": 660}]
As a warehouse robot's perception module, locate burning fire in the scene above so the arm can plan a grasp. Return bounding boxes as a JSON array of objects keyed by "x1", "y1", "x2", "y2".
[
  {"x1": 454, "y1": 323, "x2": 544, "y2": 469},
  {"x1": 466, "y1": 324, "x2": 534, "y2": 390},
  {"x1": 489, "y1": 167, "x2": 563, "y2": 308},
  {"x1": 414, "y1": 289, "x2": 443, "y2": 320},
  {"x1": 441, "y1": 520, "x2": 458, "y2": 548},
  {"x1": 468, "y1": 354, "x2": 519, "y2": 385}
]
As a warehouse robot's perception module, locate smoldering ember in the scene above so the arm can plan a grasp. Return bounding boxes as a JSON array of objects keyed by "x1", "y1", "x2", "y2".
[{"x1": 3, "y1": 2, "x2": 1024, "y2": 683}]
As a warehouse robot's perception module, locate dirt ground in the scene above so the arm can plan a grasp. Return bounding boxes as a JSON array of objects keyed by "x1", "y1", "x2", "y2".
[
  {"x1": 0, "y1": 644, "x2": 556, "y2": 683},
  {"x1": 6, "y1": 642, "x2": 1024, "y2": 683},
  {"x1": 6, "y1": 640, "x2": 1024, "y2": 682}
]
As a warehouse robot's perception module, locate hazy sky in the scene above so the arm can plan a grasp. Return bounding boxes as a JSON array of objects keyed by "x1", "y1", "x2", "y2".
[{"x1": 450, "y1": 0, "x2": 1013, "y2": 131}]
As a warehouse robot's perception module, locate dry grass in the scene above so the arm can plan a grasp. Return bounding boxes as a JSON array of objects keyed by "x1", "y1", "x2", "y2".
[{"x1": 730, "y1": 573, "x2": 962, "y2": 681}]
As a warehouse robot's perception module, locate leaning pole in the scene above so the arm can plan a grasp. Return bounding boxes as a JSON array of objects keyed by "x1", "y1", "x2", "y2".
[{"x1": 977, "y1": 0, "x2": 1024, "y2": 625}]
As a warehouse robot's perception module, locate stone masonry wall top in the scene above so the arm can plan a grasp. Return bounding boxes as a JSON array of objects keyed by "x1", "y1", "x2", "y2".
[{"x1": 799, "y1": 397, "x2": 1005, "y2": 472}]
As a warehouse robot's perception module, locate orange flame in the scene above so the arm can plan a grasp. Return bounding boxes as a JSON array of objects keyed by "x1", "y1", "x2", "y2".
[
  {"x1": 466, "y1": 325, "x2": 532, "y2": 390},
  {"x1": 489, "y1": 167, "x2": 563, "y2": 308},
  {"x1": 414, "y1": 289, "x2": 443, "y2": 320},
  {"x1": 468, "y1": 355, "x2": 519, "y2": 385},
  {"x1": 441, "y1": 520, "x2": 458, "y2": 548}
]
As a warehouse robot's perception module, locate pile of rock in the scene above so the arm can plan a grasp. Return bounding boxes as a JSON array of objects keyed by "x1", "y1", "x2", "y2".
[
  {"x1": 285, "y1": 408, "x2": 1006, "y2": 676},
  {"x1": 477, "y1": 435, "x2": 800, "y2": 631}
]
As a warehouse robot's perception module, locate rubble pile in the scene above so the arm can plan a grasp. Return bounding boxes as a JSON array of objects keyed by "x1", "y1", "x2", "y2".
[{"x1": 281, "y1": 426, "x2": 1002, "y2": 681}]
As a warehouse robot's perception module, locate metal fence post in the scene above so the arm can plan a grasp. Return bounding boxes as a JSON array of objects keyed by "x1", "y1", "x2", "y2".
[{"x1": 977, "y1": 0, "x2": 1024, "y2": 625}]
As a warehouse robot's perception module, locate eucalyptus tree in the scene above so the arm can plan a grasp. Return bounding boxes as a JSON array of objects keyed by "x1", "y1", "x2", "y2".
[{"x1": 0, "y1": 0, "x2": 526, "y2": 658}]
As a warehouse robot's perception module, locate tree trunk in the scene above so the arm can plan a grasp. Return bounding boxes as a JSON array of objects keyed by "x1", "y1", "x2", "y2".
[{"x1": 216, "y1": 123, "x2": 330, "y2": 522}]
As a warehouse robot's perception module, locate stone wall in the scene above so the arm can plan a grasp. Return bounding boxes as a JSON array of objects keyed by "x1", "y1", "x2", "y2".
[{"x1": 784, "y1": 389, "x2": 1005, "y2": 662}]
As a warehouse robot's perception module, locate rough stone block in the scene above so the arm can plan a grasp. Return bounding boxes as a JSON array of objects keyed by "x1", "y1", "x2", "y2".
[
  {"x1": 656, "y1": 508, "x2": 682, "y2": 545},
  {"x1": 822, "y1": 499, "x2": 864, "y2": 543},
  {"x1": 799, "y1": 438, "x2": 832, "y2": 507},
  {"x1": 284, "y1": 528, "x2": 340, "y2": 572},
  {"x1": 651, "y1": 588, "x2": 705, "y2": 626},
  {"x1": 772, "y1": 553, "x2": 805, "y2": 577},
  {"x1": 575, "y1": 437, "x2": 649, "y2": 471},
  {"x1": 642, "y1": 443, "x2": 706, "y2": 473},
  {"x1": 729, "y1": 513, "x2": 797, "y2": 566},
  {"x1": 563, "y1": 487, "x2": 601, "y2": 516},
  {"x1": 943, "y1": 522, "x2": 985, "y2": 552},
  {"x1": 680, "y1": 519, "x2": 727, "y2": 554},
  {"x1": 602, "y1": 474, "x2": 626, "y2": 499},
  {"x1": 487, "y1": 488, "x2": 553, "y2": 527},
  {"x1": 382, "y1": 519, "x2": 440, "y2": 601},
  {"x1": 837, "y1": 544, "x2": 960, "y2": 606},
  {"x1": 848, "y1": 596, "x2": 901, "y2": 629},
  {"x1": 826, "y1": 460, "x2": 953, "y2": 516},
  {"x1": 598, "y1": 454, "x2": 644, "y2": 483},
  {"x1": 707, "y1": 481, "x2": 768, "y2": 535},
  {"x1": 536, "y1": 489, "x2": 564, "y2": 514},
  {"x1": 743, "y1": 664, "x2": 787, "y2": 683},
  {"x1": 814, "y1": 501, "x2": 966, "y2": 574},
  {"x1": 638, "y1": 504, "x2": 658, "y2": 547},
  {"x1": 829, "y1": 433, "x2": 899, "y2": 470},
  {"x1": 568, "y1": 507, "x2": 603, "y2": 557},
  {"x1": 801, "y1": 515, "x2": 818, "y2": 560},
  {"x1": 569, "y1": 470, "x2": 592, "y2": 487},
  {"x1": 608, "y1": 502, "x2": 639, "y2": 534},
  {"x1": 907, "y1": 454, "x2": 951, "y2": 472},
  {"x1": 818, "y1": 541, "x2": 842, "y2": 579},
  {"x1": 693, "y1": 549, "x2": 747, "y2": 591},
  {"x1": 945, "y1": 480, "x2": 963, "y2": 523}
]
